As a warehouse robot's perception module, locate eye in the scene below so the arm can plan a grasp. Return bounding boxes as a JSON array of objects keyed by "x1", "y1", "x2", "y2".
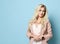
[
  {"x1": 43, "y1": 9, "x2": 46, "y2": 12},
  {"x1": 39, "y1": 10, "x2": 41, "y2": 11},
  {"x1": 42, "y1": 10, "x2": 45, "y2": 13}
]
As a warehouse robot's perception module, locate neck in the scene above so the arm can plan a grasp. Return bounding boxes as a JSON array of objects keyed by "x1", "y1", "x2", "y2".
[
  {"x1": 36, "y1": 17, "x2": 42, "y2": 24},
  {"x1": 38, "y1": 17, "x2": 42, "y2": 20}
]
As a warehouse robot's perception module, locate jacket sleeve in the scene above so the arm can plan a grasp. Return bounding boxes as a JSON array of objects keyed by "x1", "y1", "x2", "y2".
[
  {"x1": 43, "y1": 20, "x2": 53, "y2": 41},
  {"x1": 26, "y1": 23, "x2": 33, "y2": 39}
]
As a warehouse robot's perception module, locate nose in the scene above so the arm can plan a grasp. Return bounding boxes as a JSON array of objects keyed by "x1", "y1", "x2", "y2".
[{"x1": 40, "y1": 11, "x2": 43, "y2": 15}]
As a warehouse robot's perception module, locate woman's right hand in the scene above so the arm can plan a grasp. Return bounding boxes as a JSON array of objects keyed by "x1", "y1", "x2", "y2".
[
  {"x1": 33, "y1": 35, "x2": 43, "y2": 41},
  {"x1": 33, "y1": 35, "x2": 40, "y2": 41}
]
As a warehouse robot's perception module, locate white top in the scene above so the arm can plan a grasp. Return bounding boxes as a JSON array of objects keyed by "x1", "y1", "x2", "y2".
[
  {"x1": 30, "y1": 23, "x2": 43, "y2": 44},
  {"x1": 31, "y1": 23, "x2": 43, "y2": 36}
]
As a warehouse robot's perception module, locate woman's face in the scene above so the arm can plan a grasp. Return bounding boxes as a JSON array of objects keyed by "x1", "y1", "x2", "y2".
[{"x1": 38, "y1": 7, "x2": 46, "y2": 18}]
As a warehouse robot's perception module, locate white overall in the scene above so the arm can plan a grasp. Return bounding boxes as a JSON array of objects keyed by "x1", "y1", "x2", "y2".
[{"x1": 31, "y1": 23, "x2": 43, "y2": 44}]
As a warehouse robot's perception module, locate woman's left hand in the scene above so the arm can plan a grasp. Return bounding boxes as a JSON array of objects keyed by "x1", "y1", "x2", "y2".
[
  {"x1": 38, "y1": 35, "x2": 43, "y2": 40},
  {"x1": 33, "y1": 35, "x2": 43, "y2": 41}
]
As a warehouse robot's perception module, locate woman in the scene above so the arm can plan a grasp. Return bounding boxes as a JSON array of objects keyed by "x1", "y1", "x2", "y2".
[{"x1": 26, "y1": 4, "x2": 53, "y2": 44}]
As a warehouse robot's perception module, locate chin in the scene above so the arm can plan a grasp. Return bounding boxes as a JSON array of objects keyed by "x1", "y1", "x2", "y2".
[{"x1": 39, "y1": 16, "x2": 43, "y2": 18}]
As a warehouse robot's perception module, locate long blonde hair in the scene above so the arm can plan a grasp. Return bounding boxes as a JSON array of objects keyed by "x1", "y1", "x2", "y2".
[{"x1": 28, "y1": 4, "x2": 48, "y2": 26}]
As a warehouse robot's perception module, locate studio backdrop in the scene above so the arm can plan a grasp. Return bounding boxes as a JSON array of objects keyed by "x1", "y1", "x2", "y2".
[{"x1": 0, "y1": 0, "x2": 60, "y2": 44}]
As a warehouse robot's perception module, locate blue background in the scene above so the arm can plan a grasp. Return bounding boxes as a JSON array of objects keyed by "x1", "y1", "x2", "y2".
[{"x1": 0, "y1": 0, "x2": 60, "y2": 44}]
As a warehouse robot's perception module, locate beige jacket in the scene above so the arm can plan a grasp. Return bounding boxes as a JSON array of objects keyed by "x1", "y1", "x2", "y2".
[{"x1": 27, "y1": 19, "x2": 53, "y2": 44}]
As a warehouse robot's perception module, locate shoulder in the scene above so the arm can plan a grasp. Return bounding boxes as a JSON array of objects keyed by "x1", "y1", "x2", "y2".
[
  {"x1": 46, "y1": 19, "x2": 51, "y2": 27},
  {"x1": 44, "y1": 19, "x2": 51, "y2": 26},
  {"x1": 45, "y1": 19, "x2": 50, "y2": 24},
  {"x1": 28, "y1": 21, "x2": 33, "y2": 28}
]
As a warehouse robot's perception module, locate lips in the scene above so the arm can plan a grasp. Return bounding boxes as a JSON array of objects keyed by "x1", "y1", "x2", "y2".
[{"x1": 39, "y1": 14, "x2": 43, "y2": 16}]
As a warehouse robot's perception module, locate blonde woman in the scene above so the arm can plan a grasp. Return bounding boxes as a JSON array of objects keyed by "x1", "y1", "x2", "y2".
[{"x1": 26, "y1": 4, "x2": 53, "y2": 44}]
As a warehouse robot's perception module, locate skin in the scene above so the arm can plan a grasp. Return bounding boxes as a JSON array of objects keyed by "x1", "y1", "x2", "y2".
[
  {"x1": 27, "y1": 7, "x2": 46, "y2": 41},
  {"x1": 33, "y1": 7, "x2": 46, "y2": 41},
  {"x1": 38, "y1": 7, "x2": 45, "y2": 18}
]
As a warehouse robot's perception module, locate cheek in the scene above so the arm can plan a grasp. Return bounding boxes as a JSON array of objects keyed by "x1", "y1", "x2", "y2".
[
  {"x1": 38, "y1": 12, "x2": 45, "y2": 18},
  {"x1": 38, "y1": 12, "x2": 44, "y2": 16},
  {"x1": 38, "y1": 11, "x2": 42, "y2": 15},
  {"x1": 43, "y1": 12, "x2": 45, "y2": 15}
]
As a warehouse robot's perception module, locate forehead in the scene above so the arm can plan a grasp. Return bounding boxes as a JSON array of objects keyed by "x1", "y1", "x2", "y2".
[{"x1": 39, "y1": 7, "x2": 45, "y2": 11}]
